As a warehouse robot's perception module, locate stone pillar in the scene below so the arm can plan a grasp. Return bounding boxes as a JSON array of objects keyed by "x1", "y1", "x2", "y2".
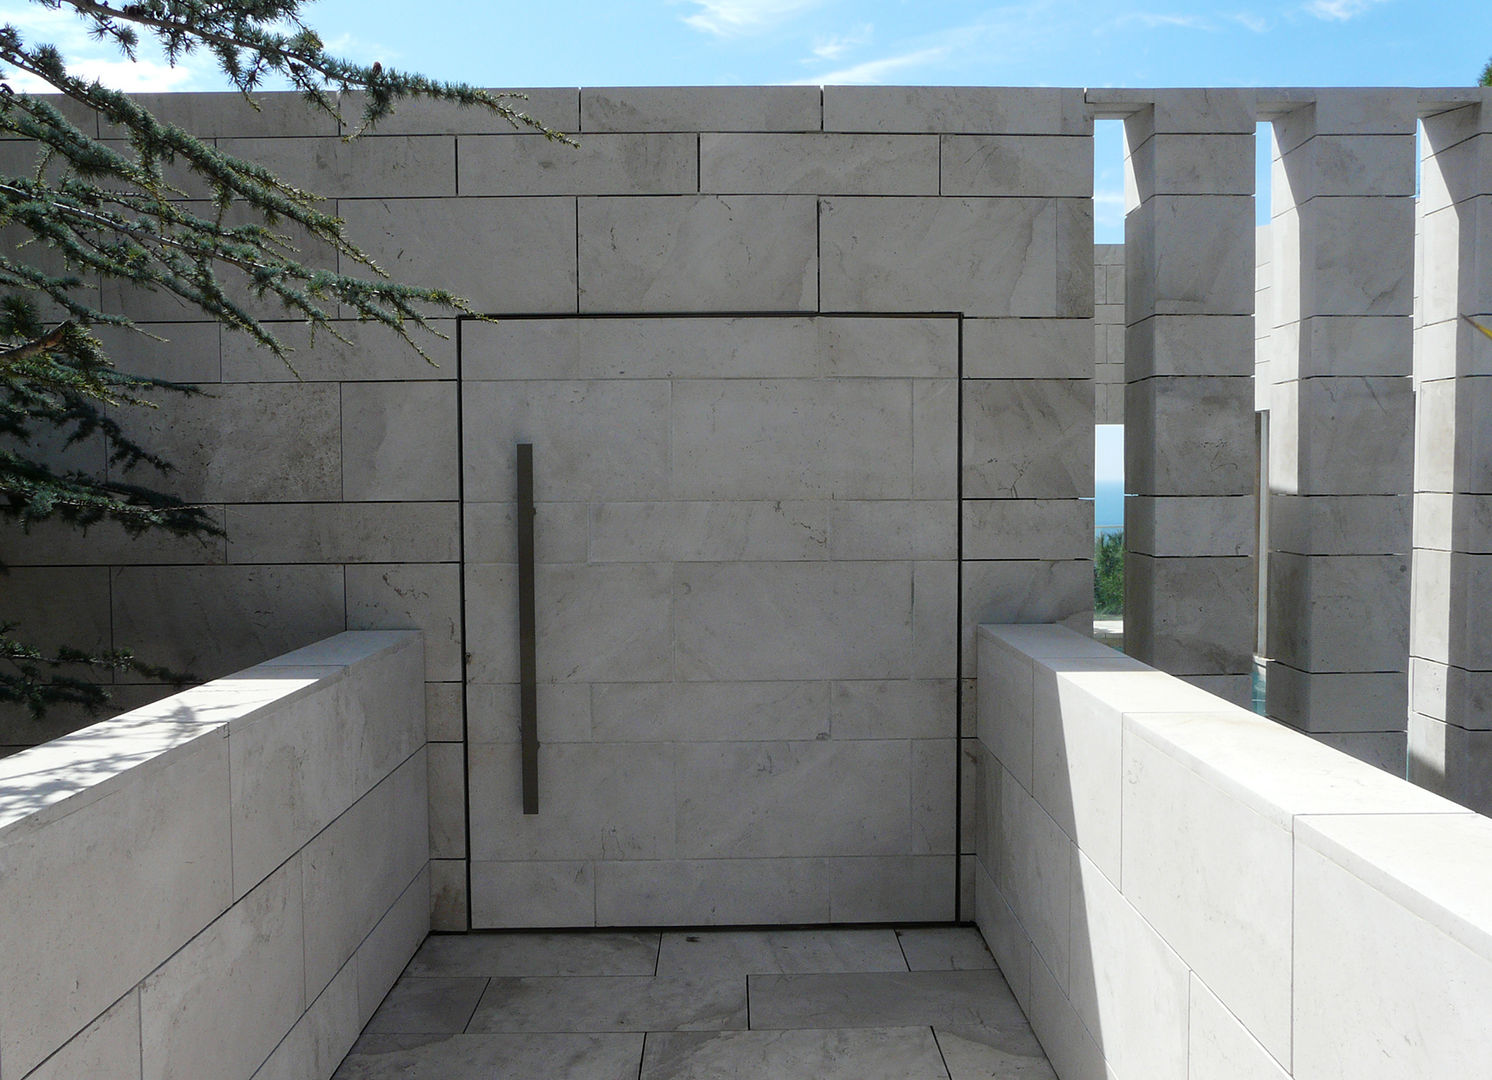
[
  {"x1": 1410, "y1": 95, "x2": 1492, "y2": 809},
  {"x1": 1120, "y1": 90, "x2": 1257, "y2": 704},
  {"x1": 1263, "y1": 92, "x2": 1417, "y2": 771}
]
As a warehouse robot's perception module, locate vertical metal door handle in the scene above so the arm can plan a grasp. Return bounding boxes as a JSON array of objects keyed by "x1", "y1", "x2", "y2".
[{"x1": 517, "y1": 443, "x2": 539, "y2": 815}]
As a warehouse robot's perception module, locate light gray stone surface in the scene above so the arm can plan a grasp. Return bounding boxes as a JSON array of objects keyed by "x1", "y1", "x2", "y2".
[
  {"x1": 824, "y1": 86, "x2": 1087, "y2": 135},
  {"x1": 339, "y1": 197, "x2": 578, "y2": 313},
  {"x1": 701, "y1": 133, "x2": 939, "y2": 194},
  {"x1": 578, "y1": 195, "x2": 817, "y2": 312},
  {"x1": 459, "y1": 133, "x2": 697, "y2": 195},
  {"x1": 582, "y1": 86, "x2": 820, "y2": 132}
]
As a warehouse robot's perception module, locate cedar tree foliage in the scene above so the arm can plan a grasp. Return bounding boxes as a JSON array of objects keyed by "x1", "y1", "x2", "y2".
[{"x1": 0, "y1": 0, "x2": 566, "y2": 718}]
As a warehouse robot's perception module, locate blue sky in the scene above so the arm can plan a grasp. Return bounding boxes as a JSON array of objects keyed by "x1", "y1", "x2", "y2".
[{"x1": 0, "y1": 0, "x2": 1485, "y2": 484}]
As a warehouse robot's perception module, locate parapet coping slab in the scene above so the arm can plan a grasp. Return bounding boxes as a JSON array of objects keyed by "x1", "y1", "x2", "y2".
[{"x1": 0, "y1": 629, "x2": 420, "y2": 832}]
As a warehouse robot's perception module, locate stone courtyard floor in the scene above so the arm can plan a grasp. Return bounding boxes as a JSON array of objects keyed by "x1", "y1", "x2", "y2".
[{"x1": 333, "y1": 925, "x2": 1055, "y2": 1079}]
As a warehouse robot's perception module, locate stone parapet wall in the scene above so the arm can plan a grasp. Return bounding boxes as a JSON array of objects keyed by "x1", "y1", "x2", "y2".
[
  {"x1": 976, "y1": 622, "x2": 1492, "y2": 1080},
  {"x1": 0, "y1": 631, "x2": 428, "y2": 1080}
]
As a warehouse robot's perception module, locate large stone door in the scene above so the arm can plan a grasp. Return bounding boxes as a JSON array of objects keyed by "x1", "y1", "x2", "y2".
[{"x1": 461, "y1": 315, "x2": 959, "y2": 927}]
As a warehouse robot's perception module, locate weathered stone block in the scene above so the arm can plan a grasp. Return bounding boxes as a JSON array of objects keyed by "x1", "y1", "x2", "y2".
[
  {"x1": 468, "y1": 741, "x2": 675, "y2": 861},
  {"x1": 1274, "y1": 133, "x2": 1416, "y2": 201},
  {"x1": 461, "y1": 380, "x2": 670, "y2": 502},
  {"x1": 940, "y1": 135, "x2": 1092, "y2": 196},
  {"x1": 1269, "y1": 376, "x2": 1413, "y2": 496},
  {"x1": 219, "y1": 135, "x2": 456, "y2": 197},
  {"x1": 702, "y1": 133, "x2": 938, "y2": 194},
  {"x1": 962, "y1": 318, "x2": 1093, "y2": 379},
  {"x1": 345, "y1": 562, "x2": 464, "y2": 682},
  {"x1": 341, "y1": 381, "x2": 459, "y2": 501},
  {"x1": 961, "y1": 561, "x2": 1092, "y2": 674},
  {"x1": 670, "y1": 379, "x2": 920, "y2": 499},
  {"x1": 824, "y1": 86, "x2": 1088, "y2": 135},
  {"x1": 470, "y1": 859, "x2": 595, "y2": 928},
  {"x1": 1124, "y1": 314, "x2": 1254, "y2": 378},
  {"x1": 1125, "y1": 195, "x2": 1255, "y2": 317},
  {"x1": 337, "y1": 88, "x2": 580, "y2": 135},
  {"x1": 582, "y1": 86, "x2": 820, "y2": 132},
  {"x1": 339, "y1": 197, "x2": 577, "y2": 313},
  {"x1": 820, "y1": 196, "x2": 1059, "y2": 316},
  {"x1": 220, "y1": 317, "x2": 457, "y2": 382},
  {"x1": 124, "y1": 382, "x2": 342, "y2": 502},
  {"x1": 962, "y1": 500, "x2": 1091, "y2": 561},
  {"x1": 111, "y1": 565, "x2": 345, "y2": 681},
  {"x1": 1126, "y1": 132, "x2": 1254, "y2": 198},
  {"x1": 1267, "y1": 662, "x2": 1408, "y2": 733},
  {"x1": 962, "y1": 379, "x2": 1093, "y2": 499},
  {"x1": 1124, "y1": 377, "x2": 1255, "y2": 497},
  {"x1": 1125, "y1": 553, "x2": 1256, "y2": 674},
  {"x1": 594, "y1": 857, "x2": 831, "y2": 926},
  {"x1": 830, "y1": 500, "x2": 957, "y2": 560},
  {"x1": 578, "y1": 195, "x2": 816, "y2": 312},
  {"x1": 225, "y1": 502, "x2": 459, "y2": 565},
  {"x1": 1275, "y1": 198, "x2": 1415, "y2": 319},
  {"x1": 464, "y1": 562, "x2": 674, "y2": 684},
  {"x1": 140, "y1": 858, "x2": 305, "y2": 1080},
  {"x1": 1414, "y1": 376, "x2": 1492, "y2": 496},
  {"x1": 674, "y1": 561, "x2": 954, "y2": 682},
  {"x1": 1126, "y1": 495, "x2": 1255, "y2": 557},
  {"x1": 1267, "y1": 552, "x2": 1409, "y2": 672},
  {"x1": 1272, "y1": 493, "x2": 1410, "y2": 556},
  {"x1": 459, "y1": 133, "x2": 697, "y2": 194}
]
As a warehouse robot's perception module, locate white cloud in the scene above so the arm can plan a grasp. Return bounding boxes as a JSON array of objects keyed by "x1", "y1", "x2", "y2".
[
  {"x1": 1229, "y1": 12, "x2": 1271, "y2": 31},
  {"x1": 796, "y1": 44, "x2": 949, "y2": 85},
  {"x1": 1304, "y1": 0, "x2": 1389, "y2": 20},
  {"x1": 1117, "y1": 12, "x2": 1215, "y2": 29},
  {"x1": 682, "y1": 0, "x2": 820, "y2": 37},
  {"x1": 0, "y1": 3, "x2": 223, "y2": 92},
  {"x1": 810, "y1": 23, "x2": 873, "y2": 61}
]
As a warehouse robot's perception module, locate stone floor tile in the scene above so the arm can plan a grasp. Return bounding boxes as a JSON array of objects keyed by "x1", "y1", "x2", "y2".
[
  {"x1": 331, "y1": 1032, "x2": 644, "y2": 1080},
  {"x1": 404, "y1": 931, "x2": 661, "y2": 977},
  {"x1": 467, "y1": 975, "x2": 748, "y2": 1033},
  {"x1": 897, "y1": 927, "x2": 999, "y2": 971},
  {"x1": 656, "y1": 928, "x2": 907, "y2": 977},
  {"x1": 362, "y1": 976, "x2": 488, "y2": 1034},
  {"x1": 935, "y1": 1027, "x2": 1058, "y2": 1080},
  {"x1": 748, "y1": 971, "x2": 1028, "y2": 1034},
  {"x1": 641, "y1": 1027, "x2": 951, "y2": 1080}
]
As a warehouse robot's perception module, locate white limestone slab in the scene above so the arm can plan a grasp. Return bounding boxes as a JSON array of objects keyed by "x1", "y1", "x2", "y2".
[
  {"x1": 962, "y1": 317, "x2": 1093, "y2": 379},
  {"x1": 1120, "y1": 724, "x2": 1292, "y2": 1062},
  {"x1": 962, "y1": 563, "x2": 1093, "y2": 675},
  {"x1": 467, "y1": 741, "x2": 675, "y2": 862},
  {"x1": 1026, "y1": 952, "x2": 1108, "y2": 1080},
  {"x1": 962, "y1": 500, "x2": 1091, "y2": 561},
  {"x1": 460, "y1": 380, "x2": 670, "y2": 502},
  {"x1": 1126, "y1": 132, "x2": 1254, "y2": 197},
  {"x1": 581, "y1": 85, "x2": 820, "y2": 132},
  {"x1": 339, "y1": 197, "x2": 577, "y2": 314},
  {"x1": 220, "y1": 316, "x2": 456, "y2": 382},
  {"x1": 673, "y1": 740, "x2": 911, "y2": 858},
  {"x1": 219, "y1": 135, "x2": 456, "y2": 197},
  {"x1": 139, "y1": 856, "x2": 305, "y2": 1080},
  {"x1": 459, "y1": 132, "x2": 697, "y2": 194},
  {"x1": 354, "y1": 866, "x2": 433, "y2": 1028},
  {"x1": 825, "y1": 86, "x2": 1088, "y2": 135},
  {"x1": 345, "y1": 562, "x2": 464, "y2": 682},
  {"x1": 252, "y1": 959, "x2": 361, "y2": 1080},
  {"x1": 962, "y1": 379, "x2": 1093, "y2": 499},
  {"x1": 589, "y1": 500, "x2": 828, "y2": 562},
  {"x1": 831, "y1": 679, "x2": 956, "y2": 740},
  {"x1": 1188, "y1": 973, "x2": 1290, "y2": 1080},
  {"x1": 1067, "y1": 850, "x2": 1188, "y2": 1080},
  {"x1": 593, "y1": 680, "x2": 830, "y2": 742},
  {"x1": 594, "y1": 857, "x2": 831, "y2": 925},
  {"x1": 23, "y1": 990, "x2": 141, "y2": 1080},
  {"x1": 578, "y1": 195, "x2": 817, "y2": 312},
  {"x1": 998, "y1": 774, "x2": 1073, "y2": 991},
  {"x1": 226, "y1": 502, "x2": 460, "y2": 565},
  {"x1": 469, "y1": 860, "x2": 596, "y2": 928},
  {"x1": 0, "y1": 733, "x2": 231, "y2": 1079},
  {"x1": 340, "y1": 382, "x2": 458, "y2": 501},
  {"x1": 1293, "y1": 825, "x2": 1492, "y2": 1078},
  {"x1": 821, "y1": 197, "x2": 1059, "y2": 316},
  {"x1": 941, "y1": 134, "x2": 1092, "y2": 196},
  {"x1": 827, "y1": 855, "x2": 956, "y2": 922},
  {"x1": 702, "y1": 132, "x2": 939, "y2": 194},
  {"x1": 656, "y1": 929, "x2": 905, "y2": 977}
]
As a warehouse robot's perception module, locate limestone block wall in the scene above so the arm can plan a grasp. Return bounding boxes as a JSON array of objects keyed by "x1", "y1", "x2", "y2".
[
  {"x1": 1262, "y1": 91, "x2": 1417, "y2": 768},
  {"x1": 1410, "y1": 101, "x2": 1492, "y2": 812},
  {"x1": 1094, "y1": 244, "x2": 1125, "y2": 424},
  {"x1": 0, "y1": 631, "x2": 428, "y2": 1080},
  {"x1": 975, "y1": 622, "x2": 1492, "y2": 1080},
  {"x1": 0, "y1": 86, "x2": 1097, "y2": 929}
]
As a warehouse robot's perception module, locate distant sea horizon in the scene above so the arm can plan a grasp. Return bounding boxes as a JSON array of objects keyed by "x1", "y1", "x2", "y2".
[{"x1": 1095, "y1": 481, "x2": 1124, "y2": 535}]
